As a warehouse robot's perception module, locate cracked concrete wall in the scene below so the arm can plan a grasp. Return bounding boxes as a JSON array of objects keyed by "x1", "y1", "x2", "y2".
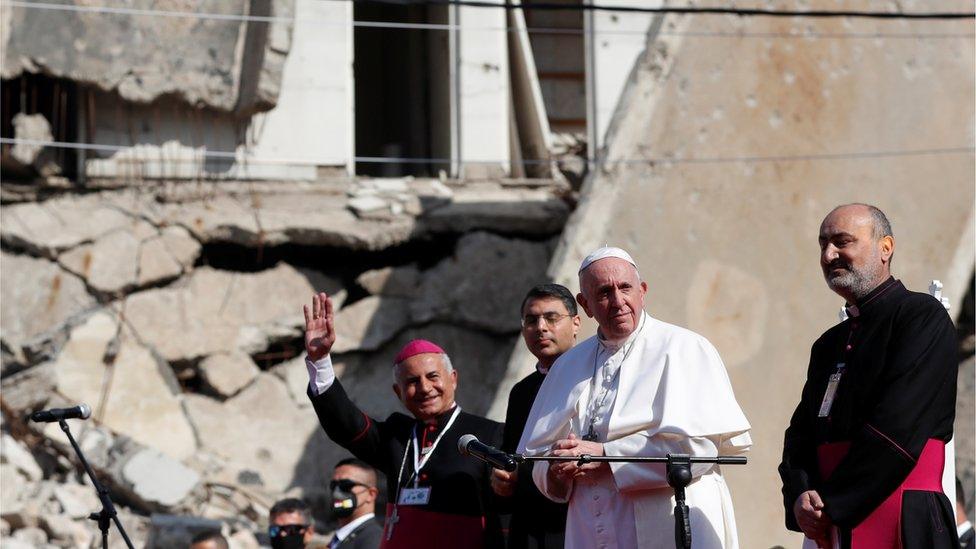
[
  {"x1": 0, "y1": 177, "x2": 570, "y2": 545},
  {"x1": 493, "y1": 3, "x2": 974, "y2": 547},
  {"x1": 1, "y1": 0, "x2": 293, "y2": 114}
]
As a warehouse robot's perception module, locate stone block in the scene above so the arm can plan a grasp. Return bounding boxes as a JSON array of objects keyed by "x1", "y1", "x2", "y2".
[
  {"x1": 410, "y1": 232, "x2": 551, "y2": 334},
  {"x1": 0, "y1": 434, "x2": 42, "y2": 482},
  {"x1": 51, "y1": 311, "x2": 197, "y2": 460},
  {"x1": 40, "y1": 514, "x2": 92, "y2": 548},
  {"x1": 0, "y1": 195, "x2": 139, "y2": 257},
  {"x1": 183, "y1": 373, "x2": 323, "y2": 493},
  {"x1": 1, "y1": 0, "x2": 293, "y2": 114},
  {"x1": 0, "y1": 252, "x2": 95, "y2": 368},
  {"x1": 121, "y1": 449, "x2": 201, "y2": 509},
  {"x1": 333, "y1": 296, "x2": 412, "y2": 354},
  {"x1": 124, "y1": 264, "x2": 343, "y2": 363},
  {"x1": 356, "y1": 265, "x2": 421, "y2": 297},
  {"x1": 6, "y1": 113, "x2": 59, "y2": 177},
  {"x1": 199, "y1": 351, "x2": 261, "y2": 398},
  {"x1": 53, "y1": 483, "x2": 99, "y2": 519},
  {"x1": 12, "y1": 526, "x2": 46, "y2": 545},
  {"x1": 59, "y1": 230, "x2": 141, "y2": 295},
  {"x1": 270, "y1": 355, "x2": 313, "y2": 409}
]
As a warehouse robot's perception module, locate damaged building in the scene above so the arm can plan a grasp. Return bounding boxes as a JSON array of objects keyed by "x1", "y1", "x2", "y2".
[{"x1": 1, "y1": 0, "x2": 973, "y2": 547}]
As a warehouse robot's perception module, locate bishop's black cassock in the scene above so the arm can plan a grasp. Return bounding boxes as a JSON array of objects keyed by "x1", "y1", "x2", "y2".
[
  {"x1": 310, "y1": 380, "x2": 504, "y2": 548},
  {"x1": 500, "y1": 369, "x2": 568, "y2": 549},
  {"x1": 780, "y1": 278, "x2": 959, "y2": 548}
]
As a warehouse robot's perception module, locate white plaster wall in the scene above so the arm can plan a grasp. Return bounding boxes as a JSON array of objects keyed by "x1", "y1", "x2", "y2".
[{"x1": 458, "y1": 1, "x2": 511, "y2": 179}]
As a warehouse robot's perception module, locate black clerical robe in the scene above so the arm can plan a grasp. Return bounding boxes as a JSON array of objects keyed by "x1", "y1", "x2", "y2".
[
  {"x1": 500, "y1": 370, "x2": 567, "y2": 549},
  {"x1": 780, "y1": 278, "x2": 959, "y2": 548},
  {"x1": 310, "y1": 380, "x2": 504, "y2": 549}
]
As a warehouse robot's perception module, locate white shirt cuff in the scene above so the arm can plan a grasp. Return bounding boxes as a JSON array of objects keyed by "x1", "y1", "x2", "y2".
[{"x1": 306, "y1": 354, "x2": 336, "y2": 396}]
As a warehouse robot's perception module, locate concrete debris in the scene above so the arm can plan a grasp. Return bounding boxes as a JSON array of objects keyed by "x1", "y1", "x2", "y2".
[
  {"x1": 11, "y1": 526, "x2": 47, "y2": 545},
  {"x1": 6, "y1": 113, "x2": 59, "y2": 177},
  {"x1": 199, "y1": 351, "x2": 261, "y2": 398},
  {"x1": 0, "y1": 251, "x2": 95, "y2": 373},
  {"x1": 51, "y1": 311, "x2": 197, "y2": 460},
  {"x1": 59, "y1": 229, "x2": 141, "y2": 295},
  {"x1": 183, "y1": 374, "x2": 326, "y2": 494},
  {"x1": 411, "y1": 232, "x2": 551, "y2": 333},
  {"x1": 40, "y1": 514, "x2": 93, "y2": 548},
  {"x1": 122, "y1": 449, "x2": 201, "y2": 509},
  {"x1": 2, "y1": 1, "x2": 293, "y2": 114},
  {"x1": 124, "y1": 264, "x2": 344, "y2": 363},
  {"x1": 0, "y1": 434, "x2": 42, "y2": 482},
  {"x1": 347, "y1": 195, "x2": 389, "y2": 216},
  {"x1": 53, "y1": 483, "x2": 99, "y2": 519},
  {"x1": 270, "y1": 355, "x2": 314, "y2": 409},
  {"x1": 333, "y1": 296, "x2": 412, "y2": 354},
  {"x1": 421, "y1": 187, "x2": 570, "y2": 236},
  {"x1": 356, "y1": 265, "x2": 421, "y2": 297}
]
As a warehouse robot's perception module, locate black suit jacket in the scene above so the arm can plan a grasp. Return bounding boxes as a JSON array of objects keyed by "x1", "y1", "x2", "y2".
[{"x1": 335, "y1": 518, "x2": 383, "y2": 549}]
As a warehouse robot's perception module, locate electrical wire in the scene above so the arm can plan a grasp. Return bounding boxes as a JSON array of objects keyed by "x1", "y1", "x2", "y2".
[
  {"x1": 4, "y1": 1, "x2": 972, "y2": 39},
  {"x1": 2, "y1": 137, "x2": 972, "y2": 167}
]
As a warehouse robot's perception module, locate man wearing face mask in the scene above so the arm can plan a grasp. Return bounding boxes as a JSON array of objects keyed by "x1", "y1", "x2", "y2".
[
  {"x1": 328, "y1": 458, "x2": 382, "y2": 549},
  {"x1": 302, "y1": 293, "x2": 504, "y2": 549},
  {"x1": 268, "y1": 498, "x2": 315, "y2": 549}
]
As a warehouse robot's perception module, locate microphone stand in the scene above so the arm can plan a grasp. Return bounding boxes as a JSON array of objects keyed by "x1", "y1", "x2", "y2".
[
  {"x1": 515, "y1": 453, "x2": 747, "y2": 549},
  {"x1": 58, "y1": 419, "x2": 135, "y2": 549}
]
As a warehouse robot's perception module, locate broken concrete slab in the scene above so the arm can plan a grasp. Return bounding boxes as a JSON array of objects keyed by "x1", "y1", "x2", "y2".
[
  {"x1": 270, "y1": 354, "x2": 313, "y2": 409},
  {"x1": 1, "y1": 1, "x2": 293, "y2": 114},
  {"x1": 121, "y1": 448, "x2": 201, "y2": 509},
  {"x1": 410, "y1": 232, "x2": 551, "y2": 333},
  {"x1": 333, "y1": 296, "x2": 412, "y2": 354},
  {"x1": 40, "y1": 514, "x2": 92, "y2": 548},
  {"x1": 52, "y1": 311, "x2": 197, "y2": 460},
  {"x1": 58, "y1": 230, "x2": 141, "y2": 296},
  {"x1": 420, "y1": 187, "x2": 570, "y2": 236},
  {"x1": 124, "y1": 264, "x2": 344, "y2": 363},
  {"x1": 183, "y1": 373, "x2": 324, "y2": 493},
  {"x1": 0, "y1": 251, "x2": 96, "y2": 371},
  {"x1": 356, "y1": 265, "x2": 421, "y2": 297},
  {"x1": 53, "y1": 483, "x2": 99, "y2": 519},
  {"x1": 199, "y1": 351, "x2": 261, "y2": 398},
  {"x1": 0, "y1": 435, "x2": 42, "y2": 482},
  {"x1": 0, "y1": 195, "x2": 142, "y2": 257}
]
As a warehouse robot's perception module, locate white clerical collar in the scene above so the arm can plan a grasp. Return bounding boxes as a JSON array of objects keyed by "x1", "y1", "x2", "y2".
[
  {"x1": 335, "y1": 513, "x2": 376, "y2": 541},
  {"x1": 598, "y1": 311, "x2": 647, "y2": 350},
  {"x1": 959, "y1": 520, "x2": 973, "y2": 538}
]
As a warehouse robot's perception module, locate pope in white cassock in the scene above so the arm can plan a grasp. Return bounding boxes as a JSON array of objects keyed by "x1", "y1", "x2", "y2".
[{"x1": 517, "y1": 247, "x2": 752, "y2": 549}]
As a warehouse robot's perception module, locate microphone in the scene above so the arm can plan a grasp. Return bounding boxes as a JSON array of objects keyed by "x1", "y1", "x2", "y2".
[
  {"x1": 29, "y1": 404, "x2": 92, "y2": 423},
  {"x1": 457, "y1": 434, "x2": 518, "y2": 472}
]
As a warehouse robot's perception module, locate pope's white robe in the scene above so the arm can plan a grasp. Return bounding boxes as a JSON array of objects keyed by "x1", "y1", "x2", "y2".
[{"x1": 517, "y1": 312, "x2": 752, "y2": 549}]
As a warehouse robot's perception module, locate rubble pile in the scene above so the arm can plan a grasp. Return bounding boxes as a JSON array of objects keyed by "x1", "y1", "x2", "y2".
[{"x1": 0, "y1": 177, "x2": 570, "y2": 547}]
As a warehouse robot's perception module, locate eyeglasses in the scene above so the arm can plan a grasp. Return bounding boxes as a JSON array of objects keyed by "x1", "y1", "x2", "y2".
[
  {"x1": 268, "y1": 524, "x2": 309, "y2": 538},
  {"x1": 330, "y1": 478, "x2": 371, "y2": 492},
  {"x1": 521, "y1": 312, "x2": 572, "y2": 328}
]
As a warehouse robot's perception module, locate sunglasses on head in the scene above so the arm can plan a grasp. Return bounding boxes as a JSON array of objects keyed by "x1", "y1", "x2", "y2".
[
  {"x1": 268, "y1": 524, "x2": 309, "y2": 538},
  {"x1": 330, "y1": 478, "x2": 370, "y2": 492}
]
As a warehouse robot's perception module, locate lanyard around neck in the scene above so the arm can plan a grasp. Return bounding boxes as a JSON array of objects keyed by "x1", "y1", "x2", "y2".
[{"x1": 395, "y1": 405, "x2": 462, "y2": 491}]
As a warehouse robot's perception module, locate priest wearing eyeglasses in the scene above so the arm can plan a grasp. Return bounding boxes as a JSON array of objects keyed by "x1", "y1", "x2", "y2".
[{"x1": 302, "y1": 293, "x2": 504, "y2": 549}]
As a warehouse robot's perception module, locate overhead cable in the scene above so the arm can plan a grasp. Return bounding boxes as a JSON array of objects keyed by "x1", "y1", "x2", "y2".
[
  {"x1": 5, "y1": 1, "x2": 973, "y2": 39},
  {"x1": 328, "y1": 0, "x2": 976, "y2": 20},
  {"x1": 1, "y1": 137, "x2": 972, "y2": 168}
]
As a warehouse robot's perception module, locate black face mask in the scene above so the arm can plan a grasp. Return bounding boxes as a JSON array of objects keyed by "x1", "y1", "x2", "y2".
[
  {"x1": 270, "y1": 533, "x2": 305, "y2": 549},
  {"x1": 331, "y1": 487, "x2": 358, "y2": 519}
]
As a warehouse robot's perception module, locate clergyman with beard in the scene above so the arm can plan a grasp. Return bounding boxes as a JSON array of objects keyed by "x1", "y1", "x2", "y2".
[{"x1": 779, "y1": 204, "x2": 960, "y2": 548}]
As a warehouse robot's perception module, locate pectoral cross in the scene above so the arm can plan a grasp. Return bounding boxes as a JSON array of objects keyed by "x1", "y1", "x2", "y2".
[{"x1": 386, "y1": 505, "x2": 399, "y2": 540}]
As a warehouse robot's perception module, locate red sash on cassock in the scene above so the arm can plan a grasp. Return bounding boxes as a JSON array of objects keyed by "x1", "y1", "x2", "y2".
[
  {"x1": 379, "y1": 503, "x2": 486, "y2": 549},
  {"x1": 817, "y1": 438, "x2": 945, "y2": 549}
]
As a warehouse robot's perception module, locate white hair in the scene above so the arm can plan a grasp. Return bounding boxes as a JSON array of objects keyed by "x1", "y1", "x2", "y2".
[{"x1": 392, "y1": 353, "x2": 453, "y2": 383}]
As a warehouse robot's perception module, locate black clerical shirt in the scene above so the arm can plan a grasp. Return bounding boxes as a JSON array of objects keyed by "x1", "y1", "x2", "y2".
[
  {"x1": 501, "y1": 369, "x2": 567, "y2": 549},
  {"x1": 780, "y1": 278, "x2": 958, "y2": 538}
]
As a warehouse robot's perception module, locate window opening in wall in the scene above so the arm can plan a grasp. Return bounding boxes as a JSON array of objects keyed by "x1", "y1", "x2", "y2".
[
  {"x1": 1, "y1": 73, "x2": 79, "y2": 180},
  {"x1": 524, "y1": 0, "x2": 586, "y2": 136},
  {"x1": 353, "y1": 2, "x2": 451, "y2": 177}
]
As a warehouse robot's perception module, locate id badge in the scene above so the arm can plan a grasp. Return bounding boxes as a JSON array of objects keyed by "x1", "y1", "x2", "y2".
[
  {"x1": 817, "y1": 369, "x2": 844, "y2": 418},
  {"x1": 398, "y1": 487, "x2": 431, "y2": 505}
]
